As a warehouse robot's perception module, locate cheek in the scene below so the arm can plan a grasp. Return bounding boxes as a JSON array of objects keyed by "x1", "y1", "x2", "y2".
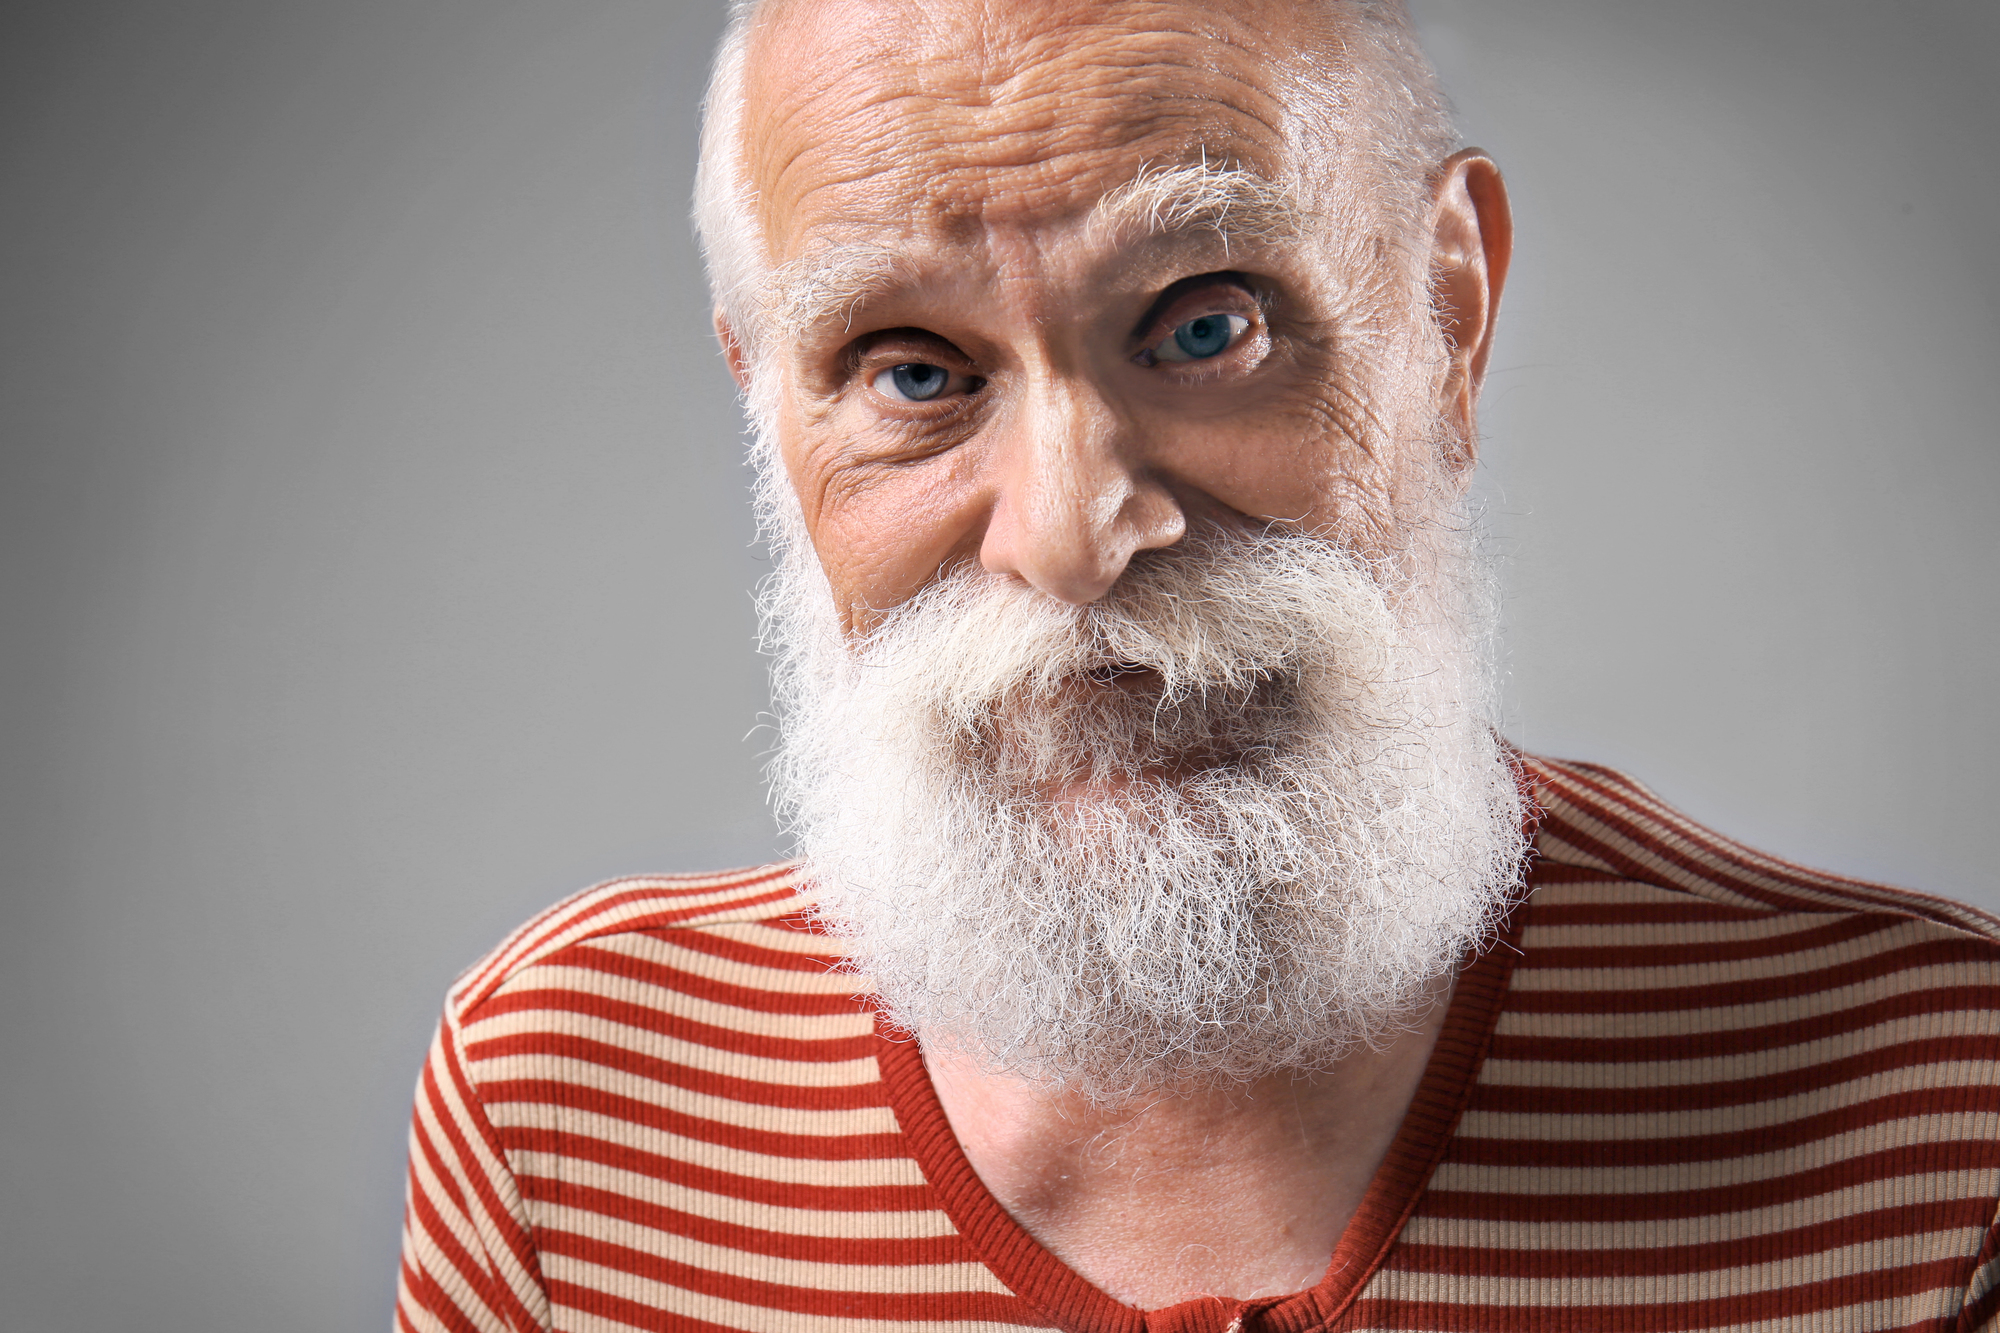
[
  {"x1": 1149, "y1": 399, "x2": 1390, "y2": 539},
  {"x1": 783, "y1": 421, "x2": 992, "y2": 632}
]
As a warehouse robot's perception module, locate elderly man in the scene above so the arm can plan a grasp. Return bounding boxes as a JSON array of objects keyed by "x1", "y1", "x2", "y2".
[{"x1": 395, "y1": 2, "x2": 2000, "y2": 1329}]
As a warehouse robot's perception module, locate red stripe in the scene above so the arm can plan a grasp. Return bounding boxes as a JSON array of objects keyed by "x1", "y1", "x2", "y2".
[
  {"x1": 1423, "y1": 1140, "x2": 2000, "y2": 1222},
  {"x1": 1468, "y1": 1034, "x2": 2000, "y2": 1115},
  {"x1": 1447, "y1": 1084, "x2": 2000, "y2": 1167},
  {"x1": 1524, "y1": 884, "x2": 1771, "y2": 923},
  {"x1": 1505, "y1": 937, "x2": 2000, "y2": 1014},
  {"x1": 1350, "y1": 1255, "x2": 1965, "y2": 1330},
  {"x1": 1517, "y1": 909, "x2": 1898, "y2": 971},
  {"x1": 501, "y1": 1124, "x2": 937, "y2": 1212},
  {"x1": 521, "y1": 1175, "x2": 978, "y2": 1266},
  {"x1": 470, "y1": 986, "x2": 880, "y2": 1064},
  {"x1": 1390, "y1": 1196, "x2": 1993, "y2": 1277},
  {"x1": 539, "y1": 1231, "x2": 1033, "y2": 1322},
  {"x1": 467, "y1": 1029, "x2": 890, "y2": 1111},
  {"x1": 1487, "y1": 986, "x2": 2000, "y2": 1065},
  {"x1": 479, "y1": 1077, "x2": 910, "y2": 1161},
  {"x1": 553, "y1": 939, "x2": 865, "y2": 1015},
  {"x1": 636, "y1": 920, "x2": 855, "y2": 975},
  {"x1": 543, "y1": 1275, "x2": 1044, "y2": 1331}
]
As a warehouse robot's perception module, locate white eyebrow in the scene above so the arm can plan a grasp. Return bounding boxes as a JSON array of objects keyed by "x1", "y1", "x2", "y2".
[
  {"x1": 755, "y1": 164, "x2": 1305, "y2": 348},
  {"x1": 761, "y1": 243, "x2": 912, "y2": 350},
  {"x1": 1086, "y1": 161, "x2": 1307, "y2": 253}
]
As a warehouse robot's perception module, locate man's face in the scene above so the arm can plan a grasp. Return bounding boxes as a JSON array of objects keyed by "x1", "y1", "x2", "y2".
[
  {"x1": 728, "y1": 0, "x2": 1524, "y2": 1095},
  {"x1": 737, "y1": 0, "x2": 1464, "y2": 634}
]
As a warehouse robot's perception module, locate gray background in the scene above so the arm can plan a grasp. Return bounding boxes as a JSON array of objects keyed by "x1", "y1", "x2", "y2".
[{"x1": 0, "y1": 1, "x2": 1992, "y2": 1328}]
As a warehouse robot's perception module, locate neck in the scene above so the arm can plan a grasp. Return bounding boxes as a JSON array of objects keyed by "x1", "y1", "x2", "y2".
[{"x1": 921, "y1": 990, "x2": 1452, "y2": 1311}]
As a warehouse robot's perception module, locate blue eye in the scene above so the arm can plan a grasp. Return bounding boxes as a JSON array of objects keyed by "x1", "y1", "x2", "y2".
[
  {"x1": 876, "y1": 362, "x2": 949, "y2": 402},
  {"x1": 1152, "y1": 312, "x2": 1250, "y2": 363}
]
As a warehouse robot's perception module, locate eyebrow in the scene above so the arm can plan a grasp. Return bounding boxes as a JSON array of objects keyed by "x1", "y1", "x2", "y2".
[
  {"x1": 763, "y1": 242, "x2": 912, "y2": 350},
  {"x1": 758, "y1": 163, "x2": 1306, "y2": 347},
  {"x1": 1086, "y1": 161, "x2": 1307, "y2": 253}
]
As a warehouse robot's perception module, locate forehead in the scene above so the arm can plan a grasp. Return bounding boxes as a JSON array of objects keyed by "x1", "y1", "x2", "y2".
[{"x1": 743, "y1": 0, "x2": 1327, "y2": 258}]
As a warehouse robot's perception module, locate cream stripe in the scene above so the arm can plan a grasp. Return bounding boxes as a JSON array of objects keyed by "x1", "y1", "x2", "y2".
[
  {"x1": 469, "y1": 1052, "x2": 898, "y2": 1137},
  {"x1": 465, "y1": 1006, "x2": 884, "y2": 1089},
  {"x1": 586, "y1": 922, "x2": 851, "y2": 965},
  {"x1": 536, "y1": 1201, "x2": 1009, "y2": 1294},
  {"x1": 1520, "y1": 913, "x2": 1848, "y2": 948},
  {"x1": 548, "y1": 1256, "x2": 1041, "y2": 1333},
  {"x1": 1496, "y1": 967, "x2": 2000, "y2": 1039},
  {"x1": 1370, "y1": 1229, "x2": 1983, "y2": 1305},
  {"x1": 1399, "y1": 1168, "x2": 2000, "y2": 1249},
  {"x1": 543, "y1": 933, "x2": 869, "y2": 997},
  {"x1": 1526, "y1": 879, "x2": 1706, "y2": 907},
  {"x1": 1429, "y1": 1111, "x2": 2000, "y2": 1195},
  {"x1": 486, "y1": 1103, "x2": 928, "y2": 1188},
  {"x1": 483, "y1": 962, "x2": 875, "y2": 1042},
  {"x1": 510, "y1": 1150, "x2": 958, "y2": 1239},
  {"x1": 1509, "y1": 919, "x2": 1954, "y2": 992},
  {"x1": 1482, "y1": 1012, "x2": 2000, "y2": 1087},
  {"x1": 1458, "y1": 1061, "x2": 2000, "y2": 1140},
  {"x1": 703, "y1": 919, "x2": 859, "y2": 958}
]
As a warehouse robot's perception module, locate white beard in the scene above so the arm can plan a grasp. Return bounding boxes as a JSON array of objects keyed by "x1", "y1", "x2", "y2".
[{"x1": 764, "y1": 517, "x2": 1526, "y2": 1105}]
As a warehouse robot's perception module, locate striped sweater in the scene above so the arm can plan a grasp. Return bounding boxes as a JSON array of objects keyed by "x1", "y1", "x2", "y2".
[{"x1": 396, "y1": 754, "x2": 2000, "y2": 1332}]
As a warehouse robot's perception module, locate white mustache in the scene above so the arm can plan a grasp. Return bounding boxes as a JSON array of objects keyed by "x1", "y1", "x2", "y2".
[{"x1": 855, "y1": 529, "x2": 1404, "y2": 744}]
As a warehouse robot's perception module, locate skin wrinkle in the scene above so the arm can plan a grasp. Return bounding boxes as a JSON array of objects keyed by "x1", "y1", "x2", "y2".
[{"x1": 746, "y1": 6, "x2": 1298, "y2": 258}]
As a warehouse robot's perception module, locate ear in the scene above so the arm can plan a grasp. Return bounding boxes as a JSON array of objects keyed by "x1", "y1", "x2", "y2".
[
  {"x1": 714, "y1": 306, "x2": 752, "y2": 391},
  {"x1": 1428, "y1": 148, "x2": 1513, "y2": 468}
]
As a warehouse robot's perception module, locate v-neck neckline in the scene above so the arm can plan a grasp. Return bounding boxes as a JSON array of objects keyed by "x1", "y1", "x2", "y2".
[{"x1": 872, "y1": 904, "x2": 1524, "y2": 1333}]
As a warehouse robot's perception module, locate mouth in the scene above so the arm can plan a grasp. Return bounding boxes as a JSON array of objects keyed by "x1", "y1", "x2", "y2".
[{"x1": 1082, "y1": 662, "x2": 1163, "y2": 692}]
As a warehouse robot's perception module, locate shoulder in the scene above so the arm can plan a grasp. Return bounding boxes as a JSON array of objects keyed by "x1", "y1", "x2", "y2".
[
  {"x1": 1512, "y1": 753, "x2": 2000, "y2": 1070},
  {"x1": 1521, "y1": 750, "x2": 2000, "y2": 942},
  {"x1": 437, "y1": 862, "x2": 862, "y2": 1032}
]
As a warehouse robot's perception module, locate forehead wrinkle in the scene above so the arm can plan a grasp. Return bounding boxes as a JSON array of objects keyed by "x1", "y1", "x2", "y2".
[{"x1": 747, "y1": 16, "x2": 1299, "y2": 241}]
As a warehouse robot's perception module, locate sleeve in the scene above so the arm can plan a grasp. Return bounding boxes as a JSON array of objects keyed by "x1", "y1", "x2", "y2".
[
  {"x1": 395, "y1": 1004, "x2": 552, "y2": 1333},
  {"x1": 1957, "y1": 1201, "x2": 2000, "y2": 1332}
]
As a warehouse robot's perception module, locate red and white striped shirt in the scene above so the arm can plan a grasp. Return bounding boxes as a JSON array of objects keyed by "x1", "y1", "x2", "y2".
[{"x1": 396, "y1": 754, "x2": 2000, "y2": 1332}]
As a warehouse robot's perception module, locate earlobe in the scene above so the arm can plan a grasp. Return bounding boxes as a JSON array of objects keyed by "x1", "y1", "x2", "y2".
[
  {"x1": 714, "y1": 308, "x2": 752, "y2": 392},
  {"x1": 1428, "y1": 149, "x2": 1514, "y2": 464}
]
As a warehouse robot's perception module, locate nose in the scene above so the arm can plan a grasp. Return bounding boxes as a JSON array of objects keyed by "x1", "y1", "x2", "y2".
[{"x1": 977, "y1": 379, "x2": 1185, "y2": 605}]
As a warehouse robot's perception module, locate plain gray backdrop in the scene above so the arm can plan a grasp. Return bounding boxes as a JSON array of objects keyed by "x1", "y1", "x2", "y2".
[{"x1": 1, "y1": 2, "x2": 1994, "y2": 1328}]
